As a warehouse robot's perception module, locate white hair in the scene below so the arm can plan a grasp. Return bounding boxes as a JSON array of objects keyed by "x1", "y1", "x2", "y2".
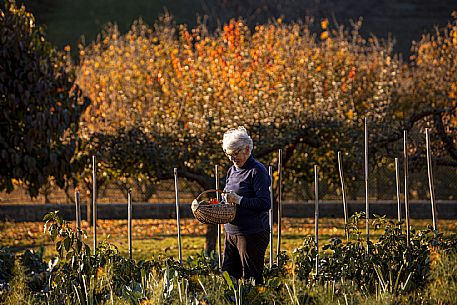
[{"x1": 222, "y1": 126, "x2": 253, "y2": 153}]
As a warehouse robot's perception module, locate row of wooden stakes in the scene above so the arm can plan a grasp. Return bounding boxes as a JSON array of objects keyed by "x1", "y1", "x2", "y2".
[{"x1": 72, "y1": 120, "x2": 438, "y2": 274}]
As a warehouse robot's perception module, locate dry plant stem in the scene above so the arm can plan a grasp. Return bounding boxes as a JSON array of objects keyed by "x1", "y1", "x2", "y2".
[
  {"x1": 337, "y1": 151, "x2": 349, "y2": 242},
  {"x1": 174, "y1": 168, "x2": 183, "y2": 265},
  {"x1": 277, "y1": 149, "x2": 283, "y2": 265},
  {"x1": 426, "y1": 128, "x2": 438, "y2": 231},
  {"x1": 404, "y1": 131, "x2": 411, "y2": 248}
]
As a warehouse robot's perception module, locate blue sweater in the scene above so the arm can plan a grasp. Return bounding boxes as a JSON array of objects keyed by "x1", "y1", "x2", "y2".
[{"x1": 224, "y1": 155, "x2": 272, "y2": 235}]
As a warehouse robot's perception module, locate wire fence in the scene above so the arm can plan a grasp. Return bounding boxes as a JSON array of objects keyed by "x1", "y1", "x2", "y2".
[
  {"x1": 287, "y1": 165, "x2": 457, "y2": 202},
  {"x1": 1, "y1": 165, "x2": 455, "y2": 204}
]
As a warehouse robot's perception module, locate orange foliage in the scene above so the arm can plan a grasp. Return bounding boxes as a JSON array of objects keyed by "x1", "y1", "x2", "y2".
[
  {"x1": 74, "y1": 14, "x2": 457, "y2": 183},
  {"x1": 76, "y1": 16, "x2": 403, "y2": 142},
  {"x1": 413, "y1": 13, "x2": 457, "y2": 136}
]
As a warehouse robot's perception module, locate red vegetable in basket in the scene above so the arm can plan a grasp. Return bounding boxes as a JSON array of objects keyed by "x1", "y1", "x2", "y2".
[{"x1": 209, "y1": 198, "x2": 219, "y2": 204}]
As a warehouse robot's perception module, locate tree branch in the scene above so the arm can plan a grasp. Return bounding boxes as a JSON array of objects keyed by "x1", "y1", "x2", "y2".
[
  {"x1": 371, "y1": 106, "x2": 455, "y2": 155},
  {"x1": 255, "y1": 126, "x2": 321, "y2": 158},
  {"x1": 434, "y1": 112, "x2": 457, "y2": 162}
]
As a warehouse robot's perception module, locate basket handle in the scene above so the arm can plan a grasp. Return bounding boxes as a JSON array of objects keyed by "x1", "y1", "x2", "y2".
[{"x1": 195, "y1": 189, "x2": 228, "y2": 201}]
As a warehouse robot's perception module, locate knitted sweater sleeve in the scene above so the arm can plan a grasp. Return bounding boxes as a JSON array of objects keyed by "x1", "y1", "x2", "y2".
[{"x1": 239, "y1": 167, "x2": 271, "y2": 211}]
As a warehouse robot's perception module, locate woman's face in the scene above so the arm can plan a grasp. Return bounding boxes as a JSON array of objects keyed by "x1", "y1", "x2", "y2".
[{"x1": 225, "y1": 145, "x2": 250, "y2": 168}]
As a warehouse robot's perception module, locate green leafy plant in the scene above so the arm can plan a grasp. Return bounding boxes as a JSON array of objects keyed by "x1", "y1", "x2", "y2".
[{"x1": 3, "y1": 212, "x2": 457, "y2": 304}]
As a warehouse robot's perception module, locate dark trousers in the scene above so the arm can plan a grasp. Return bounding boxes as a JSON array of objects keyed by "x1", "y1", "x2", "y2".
[{"x1": 222, "y1": 230, "x2": 269, "y2": 285}]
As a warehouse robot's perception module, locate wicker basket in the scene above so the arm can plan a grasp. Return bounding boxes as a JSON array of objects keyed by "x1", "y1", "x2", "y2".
[{"x1": 191, "y1": 189, "x2": 236, "y2": 224}]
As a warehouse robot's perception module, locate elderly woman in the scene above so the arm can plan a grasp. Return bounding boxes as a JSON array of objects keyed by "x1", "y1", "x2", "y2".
[{"x1": 222, "y1": 126, "x2": 271, "y2": 285}]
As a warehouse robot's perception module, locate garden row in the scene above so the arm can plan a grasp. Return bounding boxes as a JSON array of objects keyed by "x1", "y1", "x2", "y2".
[{"x1": 1, "y1": 211, "x2": 457, "y2": 304}]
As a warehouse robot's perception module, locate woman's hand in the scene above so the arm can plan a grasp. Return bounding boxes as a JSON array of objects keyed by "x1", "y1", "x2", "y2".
[{"x1": 224, "y1": 191, "x2": 242, "y2": 205}]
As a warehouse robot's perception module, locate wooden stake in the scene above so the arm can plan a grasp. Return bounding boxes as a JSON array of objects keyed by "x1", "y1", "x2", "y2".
[
  {"x1": 276, "y1": 149, "x2": 283, "y2": 265},
  {"x1": 215, "y1": 165, "x2": 222, "y2": 270},
  {"x1": 403, "y1": 131, "x2": 411, "y2": 248},
  {"x1": 337, "y1": 151, "x2": 349, "y2": 241},
  {"x1": 269, "y1": 166, "x2": 274, "y2": 268},
  {"x1": 364, "y1": 118, "x2": 369, "y2": 251},
  {"x1": 128, "y1": 188, "x2": 133, "y2": 260},
  {"x1": 92, "y1": 155, "x2": 97, "y2": 254},
  {"x1": 75, "y1": 190, "x2": 81, "y2": 241},
  {"x1": 314, "y1": 165, "x2": 319, "y2": 276},
  {"x1": 174, "y1": 168, "x2": 183, "y2": 265},
  {"x1": 395, "y1": 158, "x2": 402, "y2": 230},
  {"x1": 426, "y1": 128, "x2": 438, "y2": 231}
]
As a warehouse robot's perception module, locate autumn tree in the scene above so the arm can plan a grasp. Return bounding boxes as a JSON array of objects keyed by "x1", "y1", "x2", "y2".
[
  {"x1": 405, "y1": 12, "x2": 457, "y2": 167},
  {"x1": 0, "y1": 1, "x2": 90, "y2": 197},
  {"x1": 76, "y1": 15, "x2": 433, "y2": 252}
]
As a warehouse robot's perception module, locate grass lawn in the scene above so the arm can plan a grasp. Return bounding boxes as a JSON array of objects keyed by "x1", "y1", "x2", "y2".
[{"x1": 1, "y1": 218, "x2": 456, "y2": 261}]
